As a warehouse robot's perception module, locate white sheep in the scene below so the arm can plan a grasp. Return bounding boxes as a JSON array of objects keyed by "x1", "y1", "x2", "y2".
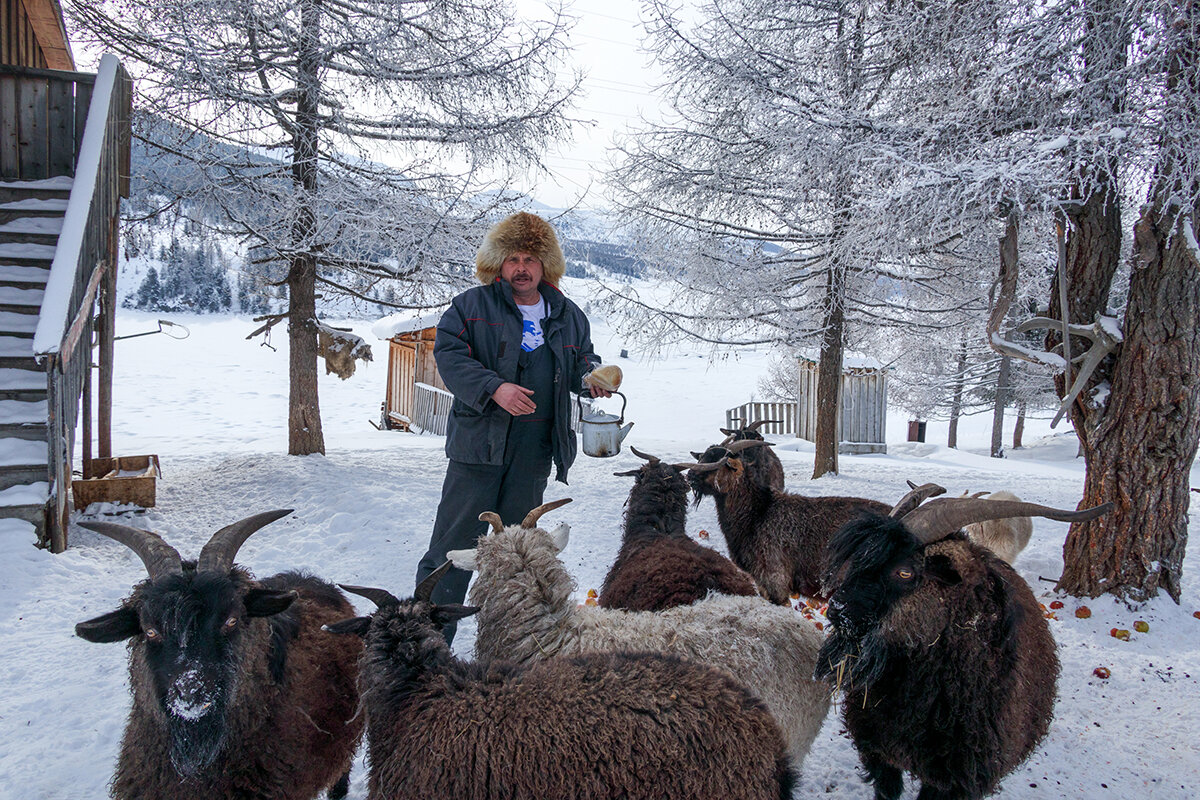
[
  {"x1": 447, "y1": 500, "x2": 831, "y2": 767},
  {"x1": 961, "y1": 490, "x2": 1034, "y2": 564}
]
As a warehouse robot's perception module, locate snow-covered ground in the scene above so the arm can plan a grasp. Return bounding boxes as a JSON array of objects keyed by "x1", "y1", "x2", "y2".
[{"x1": 1, "y1": 281, "x2": 1197, "y2": 798}]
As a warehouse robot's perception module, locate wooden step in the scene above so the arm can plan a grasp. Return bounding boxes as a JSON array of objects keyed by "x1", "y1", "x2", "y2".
[
  {"x1": 0, "y1": 482, "x2": 49, "y2": 523},
  {"x1": 0, "y1": 177, "x2": 73, "y2": 205},
  {"x1": 0, "y1": 264, "x2": 51, "y2": 289},
  {"x1": 0, "y1": 197, "x2": 69, "y2": 225},
  {"x1": 0, "y1": 311, "x2": 40, "y2": 336},
  {"x1": 0, "y1": 286, "x2": 45, "y2": 315},
  {"x1": 0, "y1": 242, "x2": 56, "y2": 267},
  {"x1": 0, "y1": 215, "x2": 62, "y2": 246},
  {"x1": 0, "y1": 367, "x2": 46, "y2": 401},
  {"x1": 0, "y1": 507, "x2": 44, "y2": 533},
  {"x1": 0, "y1": 437, "x2": 48, "y2": 491}
]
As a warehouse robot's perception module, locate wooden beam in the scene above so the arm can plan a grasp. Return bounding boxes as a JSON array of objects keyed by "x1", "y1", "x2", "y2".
[{"x1": 18, "y1": 0, "x2": 74, "y2": 71}]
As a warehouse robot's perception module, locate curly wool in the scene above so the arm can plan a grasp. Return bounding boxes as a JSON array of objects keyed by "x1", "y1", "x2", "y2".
[
  {"x1": 964, "y1": 490, "x2": 1034, "y2": 564},
  {"x1": 467, "y1": 526, "x2": 830, "y2": 765},
  {"x1": 475, "y1": 211, "x2": 566, "y2": 285}
]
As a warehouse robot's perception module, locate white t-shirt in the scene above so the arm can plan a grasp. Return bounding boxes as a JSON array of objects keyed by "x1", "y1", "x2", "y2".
[{"x1": 519, "y1": 298, "x2": 546, "y2": 352}]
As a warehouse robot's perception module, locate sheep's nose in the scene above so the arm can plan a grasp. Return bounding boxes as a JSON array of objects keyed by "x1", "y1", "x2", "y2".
[{"x1": 167, "y1": 669, "x2": 218, "y2": 719}]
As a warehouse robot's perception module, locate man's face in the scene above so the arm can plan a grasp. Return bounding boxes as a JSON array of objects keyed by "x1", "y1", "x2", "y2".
[{"x1": 500, "y1": 251, "x2": 544, "y2": 295}]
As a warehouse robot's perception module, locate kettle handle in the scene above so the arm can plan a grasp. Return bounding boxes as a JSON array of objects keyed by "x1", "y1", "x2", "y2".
[{"x1": 578, "y1": 390, "x2": 627, "y2": 422}]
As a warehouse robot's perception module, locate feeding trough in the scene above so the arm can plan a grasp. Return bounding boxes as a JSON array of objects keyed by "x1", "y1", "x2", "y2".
[{"x1": 72, "y1": 455, "x2": 162, "y2": 510}]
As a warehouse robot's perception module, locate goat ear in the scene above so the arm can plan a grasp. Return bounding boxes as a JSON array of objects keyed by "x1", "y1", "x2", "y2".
[
  {"x1": 322, "y1": 617, "x2": 371, "y2": 637},
  {"x1": 924, "y1": 554, "x2": 961, "y2": 586},
  {"x1": 613, "y1": 469, "x2": 640, "y2": 477},
  {"x1": 548, "y1": 522, "x2": 570, "y2": 552},
  {"x1": 76, "y1": 607, "x2": 141, "y2": 643},
  {"x1": 446, "y1": 548, "x2": 477, "y2": 571},
  {"x1": 431, "y1": 604, "x2": 479, "y2": 625},
  {"x1": 244, "y1": 588, "x2": 298, "y2": 617}
]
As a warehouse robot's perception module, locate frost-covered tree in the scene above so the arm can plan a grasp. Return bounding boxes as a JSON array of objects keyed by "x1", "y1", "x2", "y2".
[
  {"x1": 68, "y1": 0, "x2": 578, "y2": 454},
  {"x1": 606, "y1": 0, "x2": 1004, "y2": 478}
]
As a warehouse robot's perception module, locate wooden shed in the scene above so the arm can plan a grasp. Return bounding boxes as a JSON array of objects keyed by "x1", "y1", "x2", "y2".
[
  {"x1": 374, "y1": 310, "x2": 451, "y2": 433},
  {"x1": 796, "y1": 353, "x2": 888, "y2": 455}
]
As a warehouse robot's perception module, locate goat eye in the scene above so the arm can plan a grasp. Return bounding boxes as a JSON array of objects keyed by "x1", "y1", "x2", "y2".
[
  {"x1": 222, "y1": 616, "x2": 238, "y2": 630},
  {"x1": 896, "y1": 569, "x2": 914, "y2": 580},
  {"x1": 144, "y1": 628, "x2": 159, "y2": 640}
]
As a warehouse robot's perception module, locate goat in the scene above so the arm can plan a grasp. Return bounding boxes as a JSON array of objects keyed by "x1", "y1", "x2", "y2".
[
  {"x1": 691, "y1": 419, "x2": 786, "y2": 491},
  {"x1": 600, "y1": 447, "x2": 759, "y2": 610},
  {"x1": 447, "y1": 500, "x2": 830, "y2": 765},
  {"x1": 75, "y1": 512, "x2": 362, "y2": 800},
  {"x1": 324, "y1": 562, "x2": 797, "y2": 800},
  {"x1": 959, "y1": 490, "x2": 1034, "y2": 564},
  {"x1": 688, "y1": 440, "x2": 891, "y2": 603},
  {"x1": 815, "y1": 493, "x2": 1113, "y2": 800}
]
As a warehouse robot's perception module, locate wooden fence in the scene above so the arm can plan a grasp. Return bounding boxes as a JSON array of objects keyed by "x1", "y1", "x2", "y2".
[{"x1": 724, "y1": 402, "x2": 798, "y2": 435}]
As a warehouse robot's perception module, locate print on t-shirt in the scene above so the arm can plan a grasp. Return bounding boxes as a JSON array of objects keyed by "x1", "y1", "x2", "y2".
[{"x1": 520, "y1": 299, "x2": 546, "y2": 352}]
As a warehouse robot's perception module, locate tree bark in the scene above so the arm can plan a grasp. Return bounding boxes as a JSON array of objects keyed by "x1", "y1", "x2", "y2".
[
  {"x1": 990, "y1": 355, "x2": 1010, "y2": 458},
  {"x1": 947, "y1": 336, "x2": 968, "y2": 449},
  {"x1": 1058, "y1": 0, "x2": 1199, "y2": 603},
  {"x1": 287, "y1": 0, "x2": 326, "y2": 456},
  {"x1": 812, "y1": 263, "x2": 846, "y2": 478},
  {"x1": 1013, "y1": 400, "x2": 1026, "y2": 449}
]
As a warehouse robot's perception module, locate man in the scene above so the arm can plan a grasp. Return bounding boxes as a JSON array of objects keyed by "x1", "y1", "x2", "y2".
[{"x1": 414, "y1": 211, "x2": 610, "y2": 643}]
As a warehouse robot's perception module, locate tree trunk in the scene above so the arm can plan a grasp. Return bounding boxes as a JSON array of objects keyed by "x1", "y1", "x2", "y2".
[
  {"x1": 1013, "y1": 400, "x2": 1026, "y2": 449},
  {"x1": 1058, "y1": 0, "x2": 1198, "y2": 603},
  {"x1": 947, "y1": 336, "x2": 968, "y2": 448},
  {"x1": 287, "y1": 0, "x2": 326, "y2": 456},
  {"x1": 990, "y1": 355, "x2": 1010, "y2": 458},
  {"x1": 812, "y1": 264, "x2": 846, "y2": 478}
]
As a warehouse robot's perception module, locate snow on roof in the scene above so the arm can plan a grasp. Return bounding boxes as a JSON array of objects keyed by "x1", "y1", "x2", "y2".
[
  {"x1": 796, "y1": 349, "x2": 885, "y2": 370},
  {"x1": 371, "y1": 308, "x2": 447, "y2": 341}
]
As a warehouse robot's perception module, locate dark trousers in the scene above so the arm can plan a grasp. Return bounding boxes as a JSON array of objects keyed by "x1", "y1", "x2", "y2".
[{"x1": 415, "y1": 426, "x2": 552, "y2": 645}]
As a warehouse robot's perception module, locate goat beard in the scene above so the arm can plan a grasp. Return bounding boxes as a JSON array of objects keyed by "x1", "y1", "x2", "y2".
[
  {"x1": 167, "y1": 704, "x2": 230, "y2": 777},
  {"x1": 815, "y1": 626, "x2": 890, "y2": 692}
]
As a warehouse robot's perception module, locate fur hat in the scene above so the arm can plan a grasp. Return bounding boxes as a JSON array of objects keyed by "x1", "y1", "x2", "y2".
[{"x1": 475, "y1": 212, "x2": 566, "y2": 286}]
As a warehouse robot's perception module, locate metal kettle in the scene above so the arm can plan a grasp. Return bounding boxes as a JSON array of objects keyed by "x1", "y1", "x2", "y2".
[{"x1": 578, "y1": 391, "x2": 633, "y2": 458}]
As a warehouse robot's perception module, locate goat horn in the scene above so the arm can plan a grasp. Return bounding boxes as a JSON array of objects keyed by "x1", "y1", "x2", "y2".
[
  {"x1": 629, "y1": 447, "x2": 660, "y2": 464},
  {"x1": 670, "y1": 462, "x2": 695, "y2": 471},
  {"x1": 901, "y1": 498, "x2": 1115, "y2": 545},
  {"x1": 339, "y1": 584, "x2": 401, "y2": 608},
  {"x1": 478, "y1": 512, "x2": 505, "y2": 534},
  {"x1": 744, "y1": 419, "x2": 781, "y2": 432},
  {"x1": 197, "y1": 509, "x2": 294, "y2": 573},
  {"x1": 78, "y1": 521, "x2": 183, "y2": 580},
  {"x1": 717, "y1": 434, "x2": 737, "y2": 447},
  {"x1": 690, "y1": 450, "x2": 705, "y2": 460},
  {"x1": 888, "y1": 483, "x2": 947, "y2": 518},
  {"x1": 414, "y1": 560, "x2": 454, "y2": 602},
  {"x1": 521, "y1": 498, "x2": 573, "y2": 528},
  {"x1": 725, "y1": 439, "x2": 771, "y2": 455},
  {"x1": 687, "y1": 458, "x2": 726, "y2": 473}
]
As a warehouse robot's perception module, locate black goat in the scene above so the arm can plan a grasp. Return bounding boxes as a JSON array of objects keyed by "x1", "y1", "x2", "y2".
[
  {"x1": 691, "y1": 419, "x2": 785, "y2": 491},
  {"x1": 75, "y1": 512, "x2": 362, "y2": 800},
  {"x1": 816, "y1": 494, "x2": 1113, "y2": 800},
  {"x1": 688, "y1": 440, "x2": 890, "y2": 603},
  {"x1": 600, "y1": 447, "x2": 759, "y2": 610},
  {"x1": 325, "y1": 563, "x2": 797, "y2": 800}
]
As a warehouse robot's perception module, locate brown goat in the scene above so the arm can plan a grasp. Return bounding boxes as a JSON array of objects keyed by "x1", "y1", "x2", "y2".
[
  {"x1": 689, "y1": 441, "x2": 888, "y2": 603},
  {"x1": 601, "y1": 447, "x2": 759, "y2": 610},
  {"x1": 75, "y1": 512, "x2": 362, "y2": 800}
]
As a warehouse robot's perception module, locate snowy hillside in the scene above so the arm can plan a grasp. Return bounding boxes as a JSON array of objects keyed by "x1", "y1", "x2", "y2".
[{"x1": 0, "y1": 279, "x2": 1196, "y2": 799}]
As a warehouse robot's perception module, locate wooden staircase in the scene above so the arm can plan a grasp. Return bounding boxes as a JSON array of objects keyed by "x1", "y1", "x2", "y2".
[{"x1": 0, "y1": 177, "x2": 70, "y2": 536}]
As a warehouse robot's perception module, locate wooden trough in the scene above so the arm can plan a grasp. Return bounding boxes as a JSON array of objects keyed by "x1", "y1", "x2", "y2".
[{"x1": 71, "y1": 454, "x2": 161, "y2": 510}]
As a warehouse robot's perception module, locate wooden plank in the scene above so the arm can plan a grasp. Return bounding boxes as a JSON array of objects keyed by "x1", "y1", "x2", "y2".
[
  {"x1": 18, "y1": 76, "x2": 49, "y2": 178},
  {"x1": 74, "y1": 79, "x2": 91, "y2": 165},
  {"x1": 0, "y1": 75, "x2": 17, "y2": 178},
  {"x1": 46, "y1": 75, "x2": 73, "y2": 175}
]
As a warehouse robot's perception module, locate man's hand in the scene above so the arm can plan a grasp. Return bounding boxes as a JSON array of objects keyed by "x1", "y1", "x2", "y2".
[
  {"x1": 492, "y1": 382, "x2": 537, "y2": 416},
  {"x1": 588, "y1": 384, "x2": 613, "y2": 398}
]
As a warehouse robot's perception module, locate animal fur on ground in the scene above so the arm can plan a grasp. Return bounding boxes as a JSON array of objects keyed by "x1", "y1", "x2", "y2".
[
  {"x1": 815, "y1": 494, "x2": 1111, "y2": 800},
  {"x1": 688, "y1": 441, "x2": 889, "y2": 603},
  {"x1": 324, "y1": 564, "x2": 797, "y2": 800},
  {"x1": 600, "y1": 448, "x2": 759, "y2": 610},
  {"x1": 75, "y1": 512, "x2": 362, "y2": 800},
  {"x1": 447, "y1": 502, "x2": 830, "y2": 765}
]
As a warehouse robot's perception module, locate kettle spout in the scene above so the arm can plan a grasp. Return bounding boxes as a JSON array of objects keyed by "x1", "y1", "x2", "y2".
[{"x1": 618, "y1": 422, "x2": 634, "y2": 443}]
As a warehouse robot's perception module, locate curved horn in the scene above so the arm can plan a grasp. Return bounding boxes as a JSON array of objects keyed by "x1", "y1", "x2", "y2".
[
  {"x1": 78, "y1": 521, "x2": 183, "y2": 580},
  {"x1": 521, "y1": 497, "x2": 572, "y2": 528},
  {"x1": 687, "y1": 458, "x2": 727, "y2": 473},
  {"x1": 902, "y1": 498, "x2": 1115, "y2": 545},
  {"x1": 479, "y1": 512, "x2": 505, "y2": 534},
  {"x1": 197, "y1": 509, "x2": 293, "y2": 573},
  {"x1": 725, "y1": 439, "x2": 771, "y2": 455},
  {"x1": 888, "y1": 482, "x2": 947, "y2": 518},
  {"x1": 744, "y1": 419, "x2": 781, "y2": 432},
  {"x1": 717, "y1": 434, "x2": 737, "y2": 447},
  {"x1": 339, "y1": 584, "x2": 401, "y2": 608},
  {"x1": 414, "y1": 560, "x2": 454, "y2": 601},
  {"x1": 629, "y1": 446, "x2": 660, "y2": 464}
]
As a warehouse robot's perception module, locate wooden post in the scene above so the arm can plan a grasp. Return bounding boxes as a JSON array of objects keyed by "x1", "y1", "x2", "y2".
[
  {"x1": 81, "y1": 331, "x2": 92, "y2": 478},
  {"x1": 99, "y1": 246, "x2": 115, "y2": 459}
]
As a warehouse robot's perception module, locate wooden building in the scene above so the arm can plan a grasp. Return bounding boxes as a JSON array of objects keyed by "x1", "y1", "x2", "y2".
[
  {"x1": 376, "y1": 311, "x2": 452, "y2": 434},
  {"x1": 796, "y1": 354, "x2": 888, "y2": 454},
  {"x1": 2, "y1": 0, "x2": 131, "y2": 550}
]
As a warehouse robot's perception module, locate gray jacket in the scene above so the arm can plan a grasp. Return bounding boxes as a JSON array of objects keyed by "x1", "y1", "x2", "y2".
[{"x1": 434, "y1": 279, "x2": 602, "y2": 483}]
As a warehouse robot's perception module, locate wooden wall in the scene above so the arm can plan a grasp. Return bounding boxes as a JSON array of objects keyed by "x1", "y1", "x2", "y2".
[
  {"x1": 796, "y1": 358, "x2": 888, "y2": 454},
  {"x1": 0, "y1": 64, "x2": 93, "y2": 180},
  {"x1": 2, "y1": 0, "x2": 74, "y2": 70}
]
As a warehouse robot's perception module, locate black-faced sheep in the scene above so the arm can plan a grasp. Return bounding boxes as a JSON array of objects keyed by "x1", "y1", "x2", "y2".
[
  {"x1": 960, "y1": 490, "x2": 1034, "y2": 564},
  {"x1": 75, "y1": 512, "x2": 362, "y2": 800},
  {"x1": 600, "y1": 447, "x2": 759, "y2": 610},
  {"x1": 815, "y1": 493, "x2": 1113, "y2": 800},
  {"x1": 688, "y1": 440, "x2": 890, "y2": 603},
  {"x1": 446, "y1": 501, "x2": 830, "y2": 764},
  {"x1": 324, "y1": 562, "x2": 797, "y2": 800},
  {"x1": 691, "y1": 419, "x2": 786, "y2": 491}
]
